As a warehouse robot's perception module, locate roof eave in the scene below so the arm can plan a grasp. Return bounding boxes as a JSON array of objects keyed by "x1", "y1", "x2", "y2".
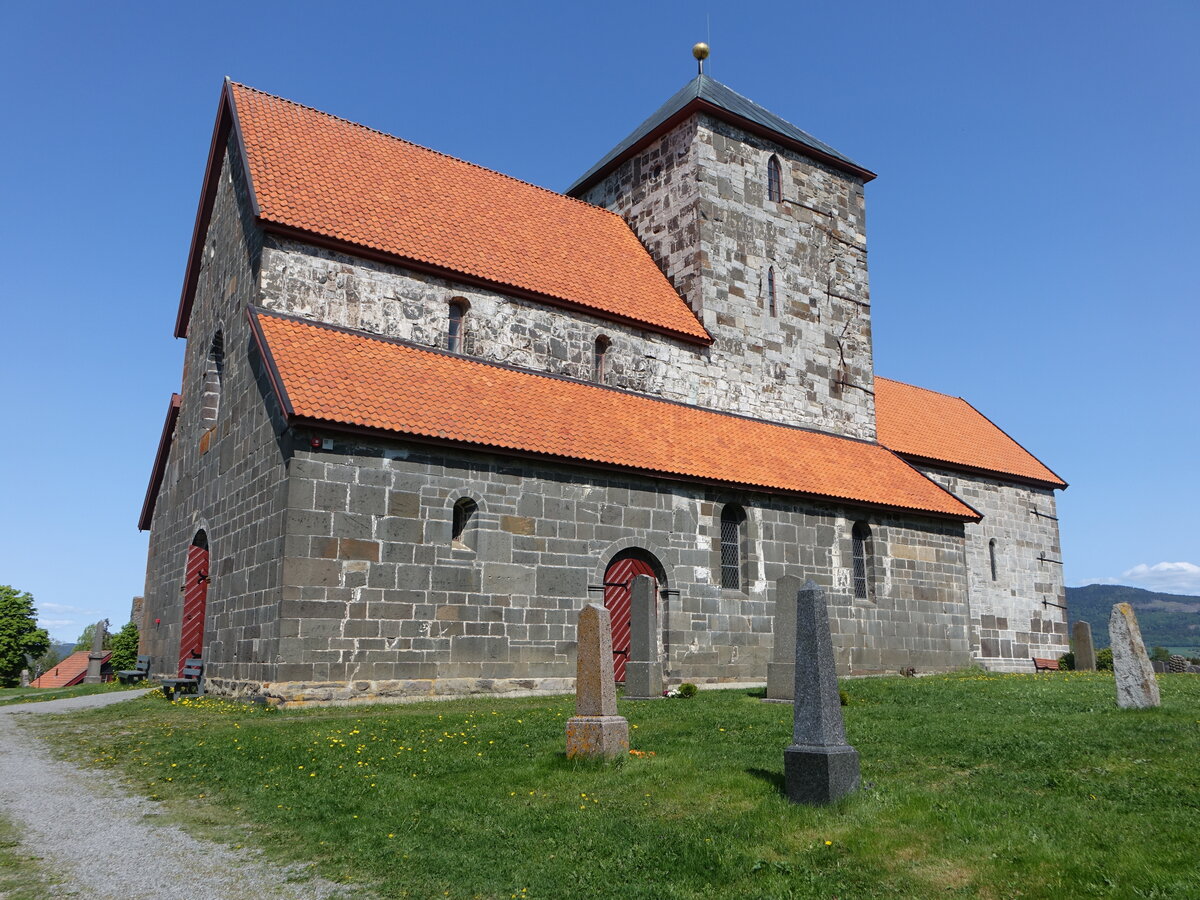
[
  {"x1": 259, "y1": 221, "x2": 713, "y2": 346},
  {"x1": 896, "y1": 452, "x2": 1068, "y2": 492},
  {"x1": 277, "y1": 413, "x2": 978, "y2": 523},
  {"x1": 174, "y1": 78, "x2": 261, "y2": 340},
  {"x1": 137, "y1": 393, "x2": 182, "y2": 532},
  {"x1": 567, "y1": 96, "x2": 877, "y2": 197}
]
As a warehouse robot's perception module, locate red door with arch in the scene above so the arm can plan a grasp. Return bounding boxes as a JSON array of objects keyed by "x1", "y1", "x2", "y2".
[
  {"x1": 603, "y1": 555, "x2": 657, "y2": 683},
  {"x1": 179, "y1": 536, "x2": 209, "y2": 674}
]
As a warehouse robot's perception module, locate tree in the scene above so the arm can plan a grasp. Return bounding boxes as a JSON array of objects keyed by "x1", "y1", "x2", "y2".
[
  {"x1": 108, "y1": 622, "x2": 140, "y2": 673},
  {"x1": 1150, "y1": 646, "x2": 1171, "y2": 663},
  {"x1": 0, "y1": 586, "x2": 50, "y2": 687},
  {"x1": 1096, "y1": 647, "x2": 1114, "y2": 671},
  {"x1": 74, "y1": 621, "x2": 112, "y2": 652}
]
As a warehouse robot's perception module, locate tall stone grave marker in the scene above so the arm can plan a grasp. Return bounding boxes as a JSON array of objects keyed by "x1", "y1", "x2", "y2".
[
  {"x1": 83, "y1": 620, "x2": 108, "y2": 684},
  {"x1": 565, "y1": 603, "x2": 629, "y2": 758},
  {"x1": 767, "y1": 574, "x2": 804, "y2": 701},
  {"x1": 784, "y1": 580, "x2": 860, "y2": 805},
  {"x1": 624, "y1": 575, "x2": 663, "y2": 700},
  {"x1": 1110, "y1": 603, "x2": 1160, "y2": 709},
  {"x1": 19, "y1": 669, "x2": 30, "y2": 688},
  {"x1": 1072, "y1": 620, "x2": 1096, "y2": 671}
]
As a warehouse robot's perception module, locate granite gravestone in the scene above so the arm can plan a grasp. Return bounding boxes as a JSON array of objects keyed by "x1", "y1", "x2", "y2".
[
  {"x1": 766, "y1": 574, "x2": 804, "y2": 701},
  {"x1": 565, "y1": 603, "x2": 629, "y2": 759},
  {"x1": 624, "y1": 575, "x2": 663, "y2": 700},
  {"x1": 783, "y1": 580, "x2": 860, "y2": 805},
  {"x1": 1110, "y1": 603, "x2": 1160, "y2": 709},
  {"x1": 1152, "y1": 660, "x2": 1167, "y2": 674},
  {"x1": 83, "y1": 620, "x2": 108, "y2": 684},
  {"x1": 19, "y1": 669, "x2": 30, "y2": 688},
  {"x1": 1072, "y1": 620, "x2": 1096, "y2": 671}
]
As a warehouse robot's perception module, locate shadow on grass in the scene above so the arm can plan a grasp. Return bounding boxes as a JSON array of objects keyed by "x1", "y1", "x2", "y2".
[
  {"x1": 743, "y1": 687, "x2": 767, "y2": 699},
  {"x1": 746, "y1": 766, "x2": 786, "y2": 796}
]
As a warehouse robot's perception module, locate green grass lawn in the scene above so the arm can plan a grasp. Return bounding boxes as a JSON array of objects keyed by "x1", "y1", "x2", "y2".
[
  {"x1": 0, "y1": 815, "x2": 61, "y2": 900},
  {"x1": 0, "y1": 681, "x2": 144, "y2": 707},
  {"x1": 32, "y1": 672, "x2": 1200, "y2": 899}
]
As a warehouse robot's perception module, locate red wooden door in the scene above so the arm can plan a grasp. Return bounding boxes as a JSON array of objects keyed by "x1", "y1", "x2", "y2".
[
  {"x1": 179, "y1": 544, "x2": 209, "y2": 674},
  {"x1": 603, "y1": 557, "x2": 656, "y2": 683}
]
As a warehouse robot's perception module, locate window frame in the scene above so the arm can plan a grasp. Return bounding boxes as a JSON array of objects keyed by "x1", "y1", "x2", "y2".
[
  {"x1": 447, "y1": 299, "x2": 468, "y2": 354},
  {"x1": 767, "y1": 155, "x2": 783, "y2": 203},
  {"x1": 719, "y1": 504, "x2": 747, "y2": 592},
  {"x1": 851, "y1": 521, "x2": 873, "y2": 601}
]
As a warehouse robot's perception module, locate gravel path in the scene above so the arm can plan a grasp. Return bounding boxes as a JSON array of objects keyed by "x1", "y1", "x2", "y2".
[{"x1": 0, "y1": 691, "x2": 352, "y2": 900}]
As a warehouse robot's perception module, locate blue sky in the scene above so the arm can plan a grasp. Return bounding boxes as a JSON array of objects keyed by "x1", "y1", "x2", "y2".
[{"x1": 1, "y1": 1, "x2": 1196, "y2": 641}]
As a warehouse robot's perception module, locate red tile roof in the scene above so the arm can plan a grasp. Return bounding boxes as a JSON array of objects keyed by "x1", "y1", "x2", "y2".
[
  {"x1": 251, "y1": 310, "x2": 978, "y2": 520},
  {"x1": 29, "y1": 651, "x2": 110, "y2": 689},
  {"x1": 212, "y1": 82, "x2": 709, "y2": 344},
  {"x1": 875, "y1": 377, "x2": 1066, "y2": 488}
]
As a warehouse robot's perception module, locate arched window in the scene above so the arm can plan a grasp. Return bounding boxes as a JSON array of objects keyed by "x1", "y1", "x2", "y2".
[
  {"x1": 989, "y1": 539, "x2": 998, "y2": 581},
  {"x1": 451, "y1": 497, "x2": 477, "y2": 550},
  {"x1": 593, "y1": 336, "x2": 610, "y2": 383},
  {"x1": 767, "y1": 155, "x2": 783, "y2": 203},
  {"x1": 720, "y1": 505, "x2": 746, "y2": 591},
  {"x1": 200, "y1": 331, "x2": 224, "y2": 426},
  {"x1": 852, "y1": 522, "x2": 873, "y2": 600},
  {"x1": 767, "y1": 267, "x2": 777, "y2": 318},
  {"x1": 447, "y1": 299, "x2": 468, "y2": 353}
]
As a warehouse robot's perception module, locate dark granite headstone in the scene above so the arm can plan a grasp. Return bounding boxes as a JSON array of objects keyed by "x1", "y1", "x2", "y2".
[
  {"x1": 624, "y1": 575, "x2": 662, "y2": 700},
  {"x1": 1152, "y1": 659, "x2": 1167, "y2": 674},
  {"x1": 1072, "y1": 621, "x2": 1096, "y2": 671},
  {"x1": 783, "y1": 580, "x2": 860, "y2": 805},
  {"x1": 766, "y1": 574, "x2": 804, "y2": 701}
]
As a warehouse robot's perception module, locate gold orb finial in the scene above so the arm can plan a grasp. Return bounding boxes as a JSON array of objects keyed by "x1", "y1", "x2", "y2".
[{"x1": 692, "y1": 42, "x2": 710, "y2": 61}]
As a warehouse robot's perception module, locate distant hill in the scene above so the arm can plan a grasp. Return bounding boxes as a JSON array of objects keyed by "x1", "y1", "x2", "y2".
[{"x1": 1067, "y1": 584, "x2": 1200, "y2": 654}]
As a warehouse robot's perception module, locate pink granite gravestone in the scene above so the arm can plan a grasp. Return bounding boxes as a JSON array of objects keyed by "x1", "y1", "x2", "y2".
[{"x1": 565, "y1": 603, "x2": 629, "y2": 759}]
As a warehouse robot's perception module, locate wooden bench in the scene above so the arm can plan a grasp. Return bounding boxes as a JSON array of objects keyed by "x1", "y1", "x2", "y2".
[
  {"x1": 116, "y1": 655, "x2": 152, "y2": 684},
  {"x1": 160, "y1": 658, "x2": 204, "y2": 700},
  {"x1": 1032, "y1": 657, "x2": 1060, "y2": 672}
]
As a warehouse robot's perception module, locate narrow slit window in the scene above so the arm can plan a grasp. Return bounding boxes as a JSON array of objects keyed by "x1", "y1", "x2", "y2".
[
  {"x1": 200, "y1": 331, "x2": 224, "y2": 426},
  {"x1": 447, "y1": 300, "x2": 468, "y2": 353},
  {"x1": 989, "y1": 539, "x2": 998, "y2": 581},
  {"x1": 767, "y1": 155, "x2": 783, "y2": 202},
  {"x1": 452, "y1": 497, "x2": 477, "y2": 550},
  {"x1": 594, "y1": 336, "x2": 610, "y2": 383},
  {"x1": 852, "y1": 522, "x2": 872, "y2": 600},
  {"x1": 767, "y1": 267, "x2": 777, "y2": 317},
  {"x1": 720, "y1": 505, "x2": 745, "y2": 591}
]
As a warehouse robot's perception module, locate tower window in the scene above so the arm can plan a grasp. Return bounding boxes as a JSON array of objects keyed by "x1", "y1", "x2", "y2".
[
  {"x1": 852, "y1": 522, "x2": 873, "y2": 600},
  {"x1": 593, "y1": 336, "x2": 610, "y2": 383},
  {"x1": 767, "y1": 267, "x2": 777, "y2": 318},
  {"x1": 767, "y1": 155, "x2": 783, "y2": 203},
  {"x1": 200, "y1": 331, "x2": 224, "y2": 426},
  {"x1": 989, "y1": 539, "x2": 998, "y2": 581},
  {"x1": 447, "y1": 299, "x2": 468, "y2": 353},
  {"x1": 451, "y1": 497, "x2": 477, "y2": 550},
  {"x1": 720, "y1": 505, "x2": 746, "y2": 591}
]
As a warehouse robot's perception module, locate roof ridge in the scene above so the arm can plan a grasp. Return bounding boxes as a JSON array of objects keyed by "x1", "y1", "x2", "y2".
[
  {"x1": 875, "y1": 375, "x2": 966, "y2": 402},
  {"x1": 229, "y1": 81, "x2": 631, "y2": 223}
]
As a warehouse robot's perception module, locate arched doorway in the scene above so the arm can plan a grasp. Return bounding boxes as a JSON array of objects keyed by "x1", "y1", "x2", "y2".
[
  {"x1": 603, "y1": 552, "x2": 660, "y2": 683},
  {"x1": 179, "y1": 531, "x2": 209, "y2": 674}
]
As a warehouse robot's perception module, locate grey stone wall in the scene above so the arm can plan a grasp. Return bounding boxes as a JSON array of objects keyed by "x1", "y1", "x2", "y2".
[
  {"x1": 140, "y1": 135, "x2": 290, "y2": 688},
  {"x1": 210, "y1": 431, "x2": 971, "y2": 705},
  {"x1": 918, "y1": 465, "x2": 1068, "y2": 671},
  {"x1": 578, "y1": 113, "x2": 876, "y2": 440}
]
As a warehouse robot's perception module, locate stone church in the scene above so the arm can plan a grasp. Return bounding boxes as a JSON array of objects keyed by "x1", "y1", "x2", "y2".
[{"x1": 138, "y1": 66, "x2": 1068, "y2": 704}]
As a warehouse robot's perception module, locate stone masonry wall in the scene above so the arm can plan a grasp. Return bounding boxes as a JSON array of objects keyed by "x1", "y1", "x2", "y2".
[
  {"x1": 919, "y1": 465, "x2": 1068, "y2": 671},
  {"x1": 141, "y1": 135, "x2": 290, "y2": 688},
  {"x1": 212, "y1": 431, "x2": 971, "y2": 705},
  {"x1": 578, "y1": 113, "x2": 876, "y2": 440}
]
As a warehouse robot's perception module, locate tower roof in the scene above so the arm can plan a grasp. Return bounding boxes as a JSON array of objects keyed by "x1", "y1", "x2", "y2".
[{"x1": 568, "y1": 74, "x2": 875, "y2": 195}]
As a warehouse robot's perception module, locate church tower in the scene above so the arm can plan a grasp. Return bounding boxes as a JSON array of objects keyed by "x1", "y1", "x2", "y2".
[{"x1": 569, "y1": 50, "x2": 878, "y2": 441}]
